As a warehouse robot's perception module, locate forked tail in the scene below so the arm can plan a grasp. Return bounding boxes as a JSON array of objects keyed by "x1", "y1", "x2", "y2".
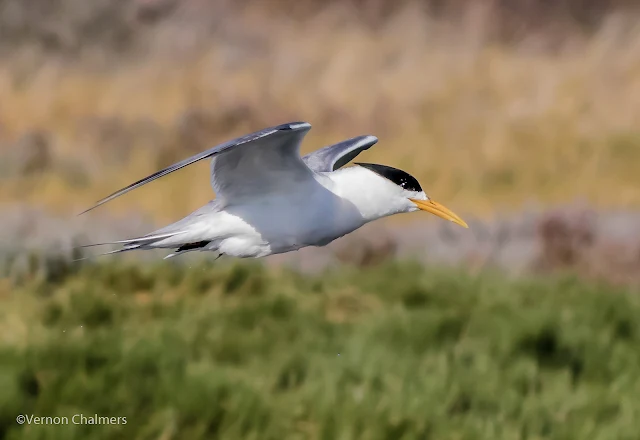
[{"x1": 75, "y1": 230, "x2": 218, "y2": 261}]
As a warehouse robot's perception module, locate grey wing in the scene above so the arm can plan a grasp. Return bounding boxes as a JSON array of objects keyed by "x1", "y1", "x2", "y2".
[
  {"x1": 209, "y1": 123, "x2": 315, "y2": 203},
  {"x1": 302, "y1": 135, "x2": 378, "y2": 173},
  {"x1": 79, "y1": 121, "x2": 313, "y2": 215}
]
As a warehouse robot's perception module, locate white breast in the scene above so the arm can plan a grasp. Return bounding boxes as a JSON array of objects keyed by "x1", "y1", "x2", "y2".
[{"x1": 213, "y1": 177, "x2": 366, "y2": 257}]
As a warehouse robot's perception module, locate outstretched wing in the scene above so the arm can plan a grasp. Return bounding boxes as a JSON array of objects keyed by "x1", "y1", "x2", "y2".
[
  {"x1": 79, "y1": 121, "x2": 313, "y2": 215},
  {"x1": 302, "y1": 135, "x2": 378, "y2": 173}
]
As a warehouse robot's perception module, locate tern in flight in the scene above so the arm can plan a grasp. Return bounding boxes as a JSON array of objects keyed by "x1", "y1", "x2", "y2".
[{"x1": 79, "y1": 122, "x2": 468, "y2": 259}]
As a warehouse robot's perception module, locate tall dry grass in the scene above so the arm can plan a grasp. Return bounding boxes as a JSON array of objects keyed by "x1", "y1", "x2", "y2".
[{"x1": 1, "y1": 1, "x2": 640, "y2": 223}]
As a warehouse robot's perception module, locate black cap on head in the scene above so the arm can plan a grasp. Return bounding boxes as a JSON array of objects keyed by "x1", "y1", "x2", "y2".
[{"x1": 355, "y1": 163, "x2": 423, "y2": 192}]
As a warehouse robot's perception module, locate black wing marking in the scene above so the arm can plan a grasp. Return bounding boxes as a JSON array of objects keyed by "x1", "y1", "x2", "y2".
[
  {"x1": 78, "y1": 122, "x2": 311, "y2": 215},
  {"x1": 302, "y1": 135, "x2": 378, "y2": 173},
  {"x1": 176, "y1": 241, "x2": 210, "y2": 252}
]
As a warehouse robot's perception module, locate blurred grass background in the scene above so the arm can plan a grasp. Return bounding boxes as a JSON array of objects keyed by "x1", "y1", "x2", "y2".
[
  {"x1": 2, "y1": 259, "x2": 640, "y2": 439},
  {"x1": 3, "y1": 0, "x2": 640, "y2": 439}
]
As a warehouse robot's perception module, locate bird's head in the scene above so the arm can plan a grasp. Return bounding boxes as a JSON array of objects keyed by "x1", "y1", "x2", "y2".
[{"x1": 353, "y1": 162, "x2": 468, "y2": 228}]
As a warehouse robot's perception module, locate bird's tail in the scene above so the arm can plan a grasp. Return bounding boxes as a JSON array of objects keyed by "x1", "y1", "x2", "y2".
[
  {"x1": 75, "y1": 229, "x2": 216, "y2": 261},
  {"x1": 76, "y1": 201, "x2": 222, "y2": 261}
]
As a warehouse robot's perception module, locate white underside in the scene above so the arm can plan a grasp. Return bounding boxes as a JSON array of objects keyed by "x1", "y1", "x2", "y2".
[
  {"x1": 198, "y1": 199, "x2": 363, "y2": 258},
  {"x1": 142, "y1": 166, "x2": 422, "y2": 259},
  {"x1": 180, "y1": 195, "x2": 364, "y2": 259}
]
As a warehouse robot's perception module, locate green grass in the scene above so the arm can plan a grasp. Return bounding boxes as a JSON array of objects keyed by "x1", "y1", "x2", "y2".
[{"x1": 1, "y1": 259, "x2": 640, "y2": 439}]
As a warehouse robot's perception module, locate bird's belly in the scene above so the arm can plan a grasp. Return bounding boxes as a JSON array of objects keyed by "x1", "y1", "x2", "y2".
[
  {"x1": 310, "y1": 219, "x2": 364, "y2": 247},
  {"x1": 288, "y1": 208, "x2": 365, "y2": 249},
  {"x1": 216, "y1": 228, "x2": 308, "y2": 258},
  {"x1": 212, "y1": 212, "x2": 312, "y2": 258},
  {"x1": 218, "y1": 236, "x2": 271, "y2": 258},
  {"x1": 221, "y1": 193, "x2": 365, "y2": 257}
]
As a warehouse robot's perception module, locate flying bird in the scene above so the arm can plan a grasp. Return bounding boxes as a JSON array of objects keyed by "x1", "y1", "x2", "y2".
[{"x1": 79, "y1": 122, "x2": 468, "y2": 260}]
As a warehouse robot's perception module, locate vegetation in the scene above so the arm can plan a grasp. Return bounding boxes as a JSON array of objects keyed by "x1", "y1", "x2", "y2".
[{"x1": 2, "y1": 258, "x2": 640, "y2": 439}]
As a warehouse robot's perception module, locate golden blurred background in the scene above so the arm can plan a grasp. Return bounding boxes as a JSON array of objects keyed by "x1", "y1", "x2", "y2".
[{"x1": 2, "y1": 0, "x2": 640, "y2": 224}]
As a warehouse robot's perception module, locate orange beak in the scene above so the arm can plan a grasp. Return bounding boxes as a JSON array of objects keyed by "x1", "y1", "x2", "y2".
[{"x1": 409, "y1": 199, "x2": 469, "y2": 229}]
